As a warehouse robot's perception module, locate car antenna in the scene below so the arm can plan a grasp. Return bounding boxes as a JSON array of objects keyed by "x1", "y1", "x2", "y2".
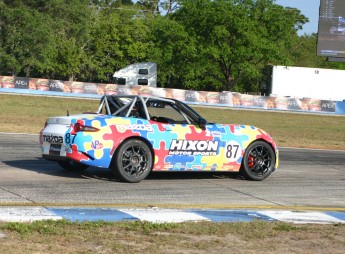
[{"x1": 67, "y1": 110, "x2": 69, "y2": 116}]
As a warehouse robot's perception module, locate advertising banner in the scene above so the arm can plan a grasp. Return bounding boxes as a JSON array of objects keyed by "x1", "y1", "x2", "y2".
[
  {"x1": 14, "y1": 77, "x2": 29, "y2": 89},
  {"x1": 321, "y1": 100, "x2": 336, "y2": 112},
  {"x1": 48, "y1": 80, "x2": 64, "y2": 92},
  {"x1": 0, "y1": 75, "x2": 339, "y2": 114},
  {"x1": 1, "y1": 76, "x2": 15, "y2": 88},
  {"x1": 82, "y1": 83, "x2": 98, "y2": 95},
  {"x1": 219, "y1": 91, "x2": 233, "y2": 105},
  {"x1": 184, "y1": 90, "x2": 200, "y2": 103}
]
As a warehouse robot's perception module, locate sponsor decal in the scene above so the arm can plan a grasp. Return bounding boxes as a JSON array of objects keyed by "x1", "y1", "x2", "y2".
[
  {"x1": 253, "y1": 97, "x2": 267, "y2": 107},
  {"x1": 91, "y1": 140, "x2": 103, "y2": 149},
  {"x1": 48, "y1": 80, "x2": 64, "y2": 92},
  {"x1": 288, "y1": 99, "x2": 298, "y2": 107},
  {"x1": 321, "y1": 100, "x2": 336, "y2": 112},
  {"x1": 211, "y1": 131, "x2": 222, "y2": 138},
  {"x1": 184, "y1": 91, "x2": 199, "y2": 102},
  {"x1": 14, "y1": 78, "x2": 29, "y2": 89},
  {"x1": 117, "y1": 87, "x2": 132, "y2": 95},
  {"x1": 287, "y1": 98, "x2": 301, "y2": 110},
  {"x1": 83, "y1": 83, "x2": 98, "y2": 94},
  {"x1": 185, "y1": 93, "x2": 197, "y2": 99},
  {"x1": 219, "y1": 91, "x2": 233, "y2": 105},
  {"x1": 42, "y1": 134, "x2": 63, "y2": 144},
  {"x1": 169, "y1": 140, "x2": 219, "y2": 156},
  {"x1": 116, "y1": 124, "x2": 153, "y2": 132},
  {"x1": 189, "y1": 164, "x2": 204, "y2": 170}
]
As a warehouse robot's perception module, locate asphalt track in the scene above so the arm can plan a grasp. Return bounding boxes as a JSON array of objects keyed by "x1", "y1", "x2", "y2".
[{"x1": 0, "y1": 132, "x2": 344, "y2": 210}]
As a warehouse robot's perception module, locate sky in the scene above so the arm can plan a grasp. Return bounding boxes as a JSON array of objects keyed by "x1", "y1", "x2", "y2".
[
  {"x1": 133, "y1": 0, "x2": 320, "y2": 35},
  {"x1": 275, "y1": 0, "x2": 320, "y2": 35}
]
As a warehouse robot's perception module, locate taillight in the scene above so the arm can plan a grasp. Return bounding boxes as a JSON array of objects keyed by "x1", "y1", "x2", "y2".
[
  {"x1": 73, "y1": 123, "x2": 99, "y2": 133},
  {"x1": 39, "y1": 122, "x2": 48, "y2": 144}
]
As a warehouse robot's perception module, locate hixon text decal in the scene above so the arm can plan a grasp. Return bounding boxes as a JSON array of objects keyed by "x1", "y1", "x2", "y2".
[{"x1": 169, "y1": 140, "x2": 219, "y2": 156}]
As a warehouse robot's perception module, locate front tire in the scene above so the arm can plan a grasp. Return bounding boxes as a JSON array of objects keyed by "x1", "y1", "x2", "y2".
[
  {"x1": 240, "y1": 141, "x2": 275, "y2": 181},
  {"x1": 111, "y1": 139, "x2": 153, "y2": 183},
  {"x1": 58, "y1": 160, "x2": 89, "y2": 171}
]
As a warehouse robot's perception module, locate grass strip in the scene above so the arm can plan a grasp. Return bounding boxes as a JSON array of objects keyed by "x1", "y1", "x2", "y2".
[
  {"x1": 1, "y1": 94, "x2": 344, "y2": 150},
  {"x1": 0, "y1": 220, "x2": 344, "y2": 253}
]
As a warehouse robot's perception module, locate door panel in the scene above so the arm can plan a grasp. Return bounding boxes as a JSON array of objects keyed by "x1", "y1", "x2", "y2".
[{"x1": 152, "y1": 123, "x2": 228, "y2": 171}]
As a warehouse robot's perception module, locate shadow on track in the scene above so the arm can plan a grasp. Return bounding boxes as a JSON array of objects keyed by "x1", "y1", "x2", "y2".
[{"x1": 2, "y1": 158, "x2": 244, "y2": 183}]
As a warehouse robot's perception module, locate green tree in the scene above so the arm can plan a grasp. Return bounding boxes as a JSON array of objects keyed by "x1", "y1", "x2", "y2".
[
  {"x1": 1, "y1": 0, "x2": 331, "y2": 92},
  {"x1": 156, "y1": 0, "x2": 308, "y2": 92},
  {"x1": 160, "y1": 0, "x2": 180, "y2": 14},
  {"x1": 120, "y1": 0, "x2": 134, "y2": 5},
  {"x1": 148, "y1": 15, "x2": 199, "y2": 88},
  {"x1": 0, "y1": 0, "x2": 95, "y2": 80},
  {"x1": 87, "y1": 3, "x2": 153, "y2": 82},
  {"x1": 288, "y1": 34, "x2": 322, "y2": 67},
  {"x1": 136, "y1": 0, "x2": 159, "y2": 14},
  {"x1": 289, "y1": 34, "x2": 345, "y2": 70},
  {"x1": 46, "y1": 0, "x2": 95, "y2": 81},
  {"x1": 0, "y1": 2, "x2": 57, "y2": 77},
  {"x1": 149, "y1": 0, "x2": 180, "y2": 14}
]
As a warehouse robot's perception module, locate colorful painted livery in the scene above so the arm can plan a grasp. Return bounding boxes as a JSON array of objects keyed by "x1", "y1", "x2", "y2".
[{"x1": 40, "y1": 95, "x2": 279, "y2": 182}]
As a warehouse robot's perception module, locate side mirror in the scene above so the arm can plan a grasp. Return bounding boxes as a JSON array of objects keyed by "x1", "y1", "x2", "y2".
[{"x1": 198, "y1": 118, "x2": 207, "y2": 130}]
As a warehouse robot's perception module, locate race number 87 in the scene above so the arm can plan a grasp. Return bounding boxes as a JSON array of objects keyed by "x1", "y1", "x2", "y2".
[
  {"x1": 65, "y1": 133, "x2": 76, "y2": 144},
  {"x1": 65, "y1": 133, "x2": 71, "y2": 143},
  {"x1": 225, "y1": 141, "x2": 242, "y2": 162}
]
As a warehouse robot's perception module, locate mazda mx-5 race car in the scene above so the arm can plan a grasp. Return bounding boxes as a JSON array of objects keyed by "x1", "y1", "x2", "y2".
[{"x1": 40, "y1": 95, "x2": 279, "y2": 183}]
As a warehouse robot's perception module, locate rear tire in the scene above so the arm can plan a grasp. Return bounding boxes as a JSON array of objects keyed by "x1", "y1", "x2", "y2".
[
  {"x1": 58, "y1": 160, "x2": 89, "y2": 171},
  {"x1": 111, "y1": 139, "x2": 153, "y2": 183},
  {"x1": 240, "y1": 141, "x2": 275, "y2": 181}
]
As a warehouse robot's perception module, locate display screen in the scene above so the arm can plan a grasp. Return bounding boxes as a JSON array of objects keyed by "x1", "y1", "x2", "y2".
[{"x1": 317, "y1": 0, "x2": 345, "y2": 58}]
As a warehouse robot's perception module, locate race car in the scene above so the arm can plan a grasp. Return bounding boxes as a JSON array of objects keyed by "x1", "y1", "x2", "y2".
[{"x1": 40, "y1": 95, "x2": 279, "y2": 183}]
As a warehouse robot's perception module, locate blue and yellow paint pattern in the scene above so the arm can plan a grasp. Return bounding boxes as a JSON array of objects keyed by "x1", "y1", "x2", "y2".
[{"x1": 63, "y1": 115, "x2": 278, "y2": 171}]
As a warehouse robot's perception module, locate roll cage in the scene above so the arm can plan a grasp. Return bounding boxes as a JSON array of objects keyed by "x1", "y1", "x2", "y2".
[{"x1": 97, "y1": 95, "x2": 207, "y2": 127}]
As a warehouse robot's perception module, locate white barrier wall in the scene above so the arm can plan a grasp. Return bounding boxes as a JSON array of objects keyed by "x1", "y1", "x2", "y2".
[{"x1": 271, "y1": 66, "x2": 345, "y2": 101}]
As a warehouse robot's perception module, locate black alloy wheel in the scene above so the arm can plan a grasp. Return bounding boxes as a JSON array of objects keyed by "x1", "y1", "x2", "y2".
[
  {"x1": 112, "y1": 139, "x2": 153, "y2": 183},
  {"x1": 240, "y1": 141, "x2": 275, "y2": 181}
]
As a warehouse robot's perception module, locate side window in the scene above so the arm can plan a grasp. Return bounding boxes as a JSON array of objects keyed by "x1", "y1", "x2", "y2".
[
  {"x1": 138, "y1": 69, "x2": 148, "y2": 75},
  {"x1": 129, "y1": 101, "x2": 146, "y2": 119},
  {"x1": 148, "y1": 103, "x2": 188, "y2": 124},
  {"x1": 138, "y1": 79, "x2": 148, "y2": 85},
  {"x1": 115, "y1": 77, "x2": 126, "y2": 85}
]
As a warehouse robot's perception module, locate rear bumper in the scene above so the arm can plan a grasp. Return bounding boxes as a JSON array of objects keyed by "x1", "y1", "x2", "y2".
[{"x1": 42, "y1": 154, "x2": 68, "y2": 162}]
